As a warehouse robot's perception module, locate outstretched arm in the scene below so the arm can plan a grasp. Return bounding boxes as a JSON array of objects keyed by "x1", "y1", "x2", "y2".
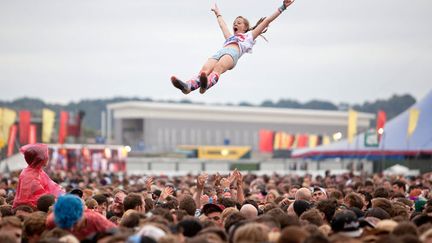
[
  {"x1": 211, "y1": 4, "x2": 232, "y2": 39},
  {"x1": 252, "y1": 0, "x2": 295, "y2": 40},
  {"x1": 194, "y1": 173, "x2": 208, "y2": 210}
]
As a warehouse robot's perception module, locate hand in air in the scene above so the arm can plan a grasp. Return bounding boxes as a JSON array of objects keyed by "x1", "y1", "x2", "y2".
[
  {"x1": 160, "y1": 186, "x2": 174, "y2": 200},
  {"x1": 220, "y1": 178, "x2": 230, "y2": 189},
  {"x1": 211, "y1": 3, "x2": 221, "y2": 16},
  {"x1": 234, "y1": 169, "x2": 244, "y2": 187},
  {"x1": 145, "y1": 176, "x2": 153, "y2": 191},
  {"x1": 283, "y1": 0, "x2": 295, "y2": 8},
  {"x1": 200, "y1": 194, "x2": 210, "y2": 205},
  {"x1": 213, "y1": 172, "x2": 222, "y2": 186},
  {"x1": 197, "y1": 173, "x2": 208, "y2": 190}
]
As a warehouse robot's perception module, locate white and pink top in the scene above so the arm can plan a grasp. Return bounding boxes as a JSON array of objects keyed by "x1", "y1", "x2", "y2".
[{"x1": 223, "y1": 31, "x2": 256, "y2": 57}]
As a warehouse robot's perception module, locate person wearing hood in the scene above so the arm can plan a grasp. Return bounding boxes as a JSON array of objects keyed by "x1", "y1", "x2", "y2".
[{"x1": 12, "y1": 143, "x2": 64, "y2": 209}]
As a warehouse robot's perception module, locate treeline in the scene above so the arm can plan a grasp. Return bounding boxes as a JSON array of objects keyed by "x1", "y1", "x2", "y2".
[{"x1": 0, "y1": 94, "x2": 416, "y2": 132}]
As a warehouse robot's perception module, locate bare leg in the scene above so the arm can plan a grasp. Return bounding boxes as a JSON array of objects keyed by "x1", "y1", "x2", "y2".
[
  {"x1": 213, "y1": 55, "x2": 235, "y2": 75},
  {"x1": 199, "y1": 58, "x2": 218, "y2": 75},
  {"x1": 200, "y1": 55, "x2": 234, "y2": 94},
  {"x1": 188, "y1": 58, "x2": 218, "y2": 92}
]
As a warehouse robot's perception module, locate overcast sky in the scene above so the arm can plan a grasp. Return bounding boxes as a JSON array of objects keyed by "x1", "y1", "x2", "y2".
[{"x1": 0, "y1": 0, "x2": 431, "y2": 105}]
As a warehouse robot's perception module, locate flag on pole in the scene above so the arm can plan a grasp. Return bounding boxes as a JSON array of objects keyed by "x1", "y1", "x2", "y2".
[
  {"x1": 19, "y1": 110, "x2": 31, "y2": 145},
  {"x1": 42, "y1": 108, "x2": 56, "y2": 143},
  {"x1": 259, "y1": 129, "x2": 274, "y2": 153},
  {"x1": 322, "y1": 135, "x2": 331, "y2": 145},
  {"x1": 58, "y1": 111, "x2": 69, "y2": 144},
  {"x1": 308, "y1": 135, "x2": 318, "y2": 148},
  {"x1": 280, "y1": 132, "x2": 290, "y2": 149},
  {"x1": 297, "y1": 134, "x2": 309, "y2": 148},
  {"x1": 376, "y1": 110, "x2": 386, "y2": 131},
  {"x1": 376, "y1": 110, "x2": 386, "y2": 141},
  {"x1": 347, "y1": 109, "x2": 358, "y2": 144},
  {"x1": 0, "y1": 108, "x2": 17, "y2": 149},
  {"x1": 407, "y1": 108, "x2": 420, "y2": 137},
  {"x1": 29, "y1": 125, "x2": 37, "y2": 144},
  {"x1": 7, "y1": 125, "x2": 17, "y2": 156}
]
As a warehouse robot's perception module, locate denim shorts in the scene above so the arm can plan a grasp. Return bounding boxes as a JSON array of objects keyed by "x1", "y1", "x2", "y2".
[{"x1": 211, "y1": 47, "x2": 240, "y2": 68}]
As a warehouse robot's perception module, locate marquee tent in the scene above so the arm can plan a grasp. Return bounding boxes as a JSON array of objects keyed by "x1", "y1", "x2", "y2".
[{"x1": 292, "y1": 90, "x2": 432, "y2": 160}]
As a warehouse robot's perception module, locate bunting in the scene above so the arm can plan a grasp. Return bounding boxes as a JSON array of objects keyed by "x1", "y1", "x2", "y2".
[
  {"x1": 0, "y1": 108, "x2": 17, "y2": 149},
  {"x1": 259, "y1": 129, "x2": 274, "y2": 153},
  {"x1": 42, "y1": 109, "x2": 56, "y2": 143},
  {"x1": 19, "y1": 110, "x2": 31, "y2": 145},
  {"x1": 58, "y1": 111, "x2": 69, "y2": 144},
  {"x1": 7, "y1": 125, "x2": 17, "y2": 156},
  {"x1": 376, "y1": 110, "x2": 386, "y2": 141},
  {"x1": 407, "y1": 108, "x2": 420, "y2": 137},
  {"x1": 347, "y1": 109, "x2": 358, "y2": 144}
]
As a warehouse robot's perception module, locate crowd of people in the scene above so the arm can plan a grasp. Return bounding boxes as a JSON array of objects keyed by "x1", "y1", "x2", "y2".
[{"x1": 0, "y1": 143, "x2": 432, "y2": 243}]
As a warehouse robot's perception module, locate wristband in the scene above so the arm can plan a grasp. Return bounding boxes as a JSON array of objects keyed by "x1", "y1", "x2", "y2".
[
  {"x1": 278, "y1": 4, "x2": 286, "y2": 13},
  {"x1": 216, "y1": 15, "x2": 222, "y2": 18}
]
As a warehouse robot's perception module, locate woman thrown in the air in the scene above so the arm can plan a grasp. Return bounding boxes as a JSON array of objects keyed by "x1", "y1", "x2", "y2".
[{"x1": 171, "y1": 0, "x2": 295, "y2": 94}]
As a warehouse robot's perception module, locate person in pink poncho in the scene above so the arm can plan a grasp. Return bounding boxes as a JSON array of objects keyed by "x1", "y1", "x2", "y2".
[{"x1": 13, "y1": 143, "x2": 64, "y2": 209}]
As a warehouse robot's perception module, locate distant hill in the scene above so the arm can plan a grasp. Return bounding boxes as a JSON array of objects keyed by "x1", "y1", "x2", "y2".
[{"x1": 0, "y1": 94, "x2": 416, "y2": 133}]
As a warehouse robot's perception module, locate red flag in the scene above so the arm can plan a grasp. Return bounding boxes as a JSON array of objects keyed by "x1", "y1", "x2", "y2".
[
  {"x1": 297, "y1": 134, "x2": 309, "y2": 148},
  {"x1": 19, "y1": 110, "x2": 31, "y2": 145},
  {"x1": 67, "y1": 111, "x2": 85, "y2": 137},
  {"x1": 259, "y1": 129, "x2": 274, "y2": 153},
  {"x1": 7, "y1": 125, "x2": 17, "y2": 156},
  {"x1": 376, "y1": 110, "x2": 386, "y2": 141},
  {"x1": 58, "y1": 111, "x2": 69, "y2": 144},
  {"x1": 287, "y1": 134, "x2": 295, "y2": 148},
  {"x1": 29, "y1": 124, "x2": 37, "y2": 144}
]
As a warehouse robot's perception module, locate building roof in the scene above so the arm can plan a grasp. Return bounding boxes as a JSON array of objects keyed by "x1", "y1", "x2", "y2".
[{"x1": 107, "y1": 101, "x2": 374, "y2": 126}]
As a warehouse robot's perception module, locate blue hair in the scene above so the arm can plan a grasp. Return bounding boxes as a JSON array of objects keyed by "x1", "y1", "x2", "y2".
[{"x1": 54, "y1": 195, "x2": 84, "y2": 229}]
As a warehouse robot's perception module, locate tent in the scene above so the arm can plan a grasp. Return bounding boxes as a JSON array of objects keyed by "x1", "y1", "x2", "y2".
[
  {"x1": 0, "y1": 153, "x2": 27, "y2": 173},
  {"x1": 383, "y1": 164, "x2": 419, "y2": 176},
  {"x1": 292, "y1": 90, "x2": 432, "y2": 160}
]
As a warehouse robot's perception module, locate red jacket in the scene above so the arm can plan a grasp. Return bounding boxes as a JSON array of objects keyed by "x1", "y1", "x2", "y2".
[
  {"x1": 46, "y1": 209, "x2": 117, "y2": 240},
  {"x1": 13, "y1": 144, "x2": 64, "y2": 208},
  {"x1": 13, "y1": 167, "x2": 64, "y2": 208}
]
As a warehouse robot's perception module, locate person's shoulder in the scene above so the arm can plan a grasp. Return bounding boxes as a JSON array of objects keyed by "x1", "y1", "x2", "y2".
[
  {"x1": 85, "y1": 210, "x2": 112, "y2": 222},
  {"x1": 85, "y1": 209, "x2": 102, "y2": 218},
  {"x1": 246, "y1": 31, "x2": 254, "y2": 37}
]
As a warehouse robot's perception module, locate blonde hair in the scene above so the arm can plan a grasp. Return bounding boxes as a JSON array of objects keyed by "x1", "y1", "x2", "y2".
[
  {"x1": 233, "y1": 223, "x2": 269, "y2": 243},
  {"x1": 221, "y1": 207, "x2": 239, "y2": 223},
  {"x1": 0, "y1": 216, "x2": 22, "y2": 229},
  {"x1": 85, "y1": 198, "x2": 98, "y2": 209}
]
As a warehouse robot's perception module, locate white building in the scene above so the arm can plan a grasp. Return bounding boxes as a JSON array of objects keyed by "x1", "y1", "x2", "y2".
[{"x1": 105, "y1": 102, "x2": 374, "y2": 152}]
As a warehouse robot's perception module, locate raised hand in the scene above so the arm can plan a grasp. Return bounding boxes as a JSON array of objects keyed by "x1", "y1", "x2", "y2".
[
  {"x1": 213, "y1": 172, "x2": 222, "y2": 187},
  {"x1": 279, "y1": 198, "x2": 291, "y2": 208},
  {"x1": 200, "y1": 194, "x2": 210, "y2": 205},
  {"x1": 197, "y1": 173, "x2": 208, "y2": 190},
  {"x1": 228, "y1": 169, "x2": 237, "y2": 184},
  {"x1": 145, "y1": 176, "x2": 153, "y2": 191},
  {"x1": 220, "y1": 178, "x2": 230, "y2": 189},
  {"x1": 283, "y1": 0, "x2": 295, "y2": 8},
  {"x1": 234, "y1": 170, "x2": 244, "y2": 187},
  {"x1": 160, "y1": 186, "x2": 174, "y2": 200},
  {"x1": 211, "y1": 3, "x2": 221, "y2": 16}
]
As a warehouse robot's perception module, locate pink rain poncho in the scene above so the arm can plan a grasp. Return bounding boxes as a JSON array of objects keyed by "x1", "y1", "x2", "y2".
[{"x1": 13, "y1": 144, "x2": 64, "y2": 209}]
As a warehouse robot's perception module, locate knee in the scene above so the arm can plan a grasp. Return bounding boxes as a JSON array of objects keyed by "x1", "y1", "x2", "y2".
[
  {"x1": 212, "y1": 66, "x2": 224, "y2": 74},
  {"x1": 199, "y1": 69, "x2": 212, "y2": 76}
]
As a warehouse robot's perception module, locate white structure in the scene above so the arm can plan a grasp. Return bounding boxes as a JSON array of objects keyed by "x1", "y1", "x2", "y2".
[{"x1": 105, "y1": 102, "x2": 375, "y2": 152}]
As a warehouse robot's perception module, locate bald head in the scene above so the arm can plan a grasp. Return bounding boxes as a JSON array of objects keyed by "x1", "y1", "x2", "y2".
[
  {"x1": 240, "y1": 204, "x2": 258, "y2": 220},
  {"x1": 295, "y1": 188, "x2": 312, "y2": 201}
]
